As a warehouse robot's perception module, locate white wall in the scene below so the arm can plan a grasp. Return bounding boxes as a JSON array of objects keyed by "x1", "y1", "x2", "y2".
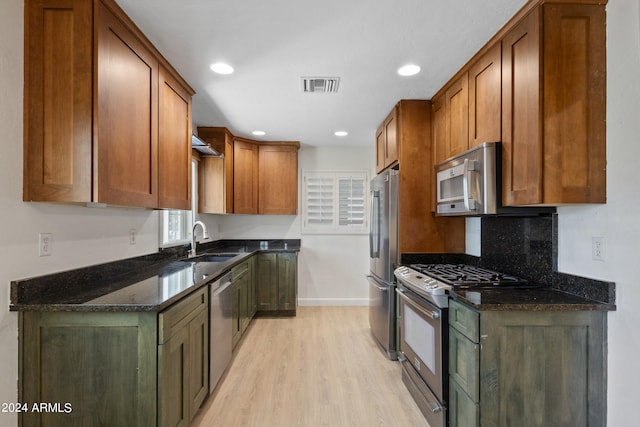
[{"x1": 198, "y1": 146, "x2": 376, "y2": 306}]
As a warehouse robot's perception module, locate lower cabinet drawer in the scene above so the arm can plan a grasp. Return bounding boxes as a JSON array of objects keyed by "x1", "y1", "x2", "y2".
[
  {"x1": 449, "y1": 299, "x2": 479, "y2": 341},
  {"x1": 449, "y1": 326, "x2": 480, "y2": 401},
  {"x1": 159, "y1": 287, "x2": 208, "y2": 344},
  {"x1": 449, "y1": 376, "x2": 480, "y2": 427}
]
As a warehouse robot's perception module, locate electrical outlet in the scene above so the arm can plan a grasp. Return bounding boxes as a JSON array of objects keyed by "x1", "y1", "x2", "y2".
[
  {"x1": 592, "y1": 236, "x2": 605, "y2": 261},
  {"x1": 39, "y1": 233, "x2": 52, "y2": 256},
  {"x1": 129, "y1": 229, "x2": 136, "y2": 245}
]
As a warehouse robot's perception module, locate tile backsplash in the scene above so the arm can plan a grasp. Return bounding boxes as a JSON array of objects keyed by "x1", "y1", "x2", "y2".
[{"x1": 480, "y1": 214, "x2": 557, "y2": 286}]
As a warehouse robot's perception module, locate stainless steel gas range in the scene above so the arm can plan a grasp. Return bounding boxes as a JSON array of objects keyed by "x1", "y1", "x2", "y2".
[{"x1": 394, "y1": 263, "x2": 532, "y2": 427}]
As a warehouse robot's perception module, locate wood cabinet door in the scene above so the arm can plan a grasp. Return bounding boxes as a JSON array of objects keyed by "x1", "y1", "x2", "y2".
[
  {"x1": 542, "y1": 4, "x2": 606, "y2": 204},
  {"x1": 20, "y1": 312, "x2": 157, "y2": 427},
  {"x1": 432, "y1": 94, "x2": 447, "y2": 166},
  {"x1": 232, "y1": 278, "x2": 241, "y2": 348},
  {"x1": 383, "y1": 108, "x2": 398, "y2": 167},
  {"x1": 96, "y1": 1, "x2": 158, "y2": 207},
  {"x1": 197, "y1": 127, "x2": 234, "y2": 213},
  {"x1": 277, "y1": 253, "x2": 297, "y2": 311},
  {"x1": 198, "y1": 156, "x2": 225, "y2": 213},
  {"x1": 256, "y1": 253, "x2": 278, "y2": 311},
  {"x1": 248, "y1": 256, "x2": 257, "y2": 317},
  {"x1": 258, "y1": 144, "x2": 299, "y2": 214},
  {"x1": 159, "y1": 326, "x2": 189, "y2": 427},
  {"x1": 446, "y1": 72, "x2": 469, "y2": 158},
  {"x1": 449, "y1": 378, "x2": 480, "y2": 427},
  {"x1": 233, "y1": 140, "x2": 259, "y2": 214},
  {"x1": 158, "y1": 66, "x2": 192, "y2": 210},
  {"x1": 501, "y1": 8, "x2": 542, "y2": 206},
  {"x1": 479, "y1": 311, "x2": 606, "y2": 426},
  {"x1": 188, "y1": 308, "x2": 208, "y2": 420},
  {"x1": 375, "y1": 125, "x2": 385, "y2": 173},
  {"x1": 23, "y1": 0, "x2": 93, "y2": 203},
  {"x1": 469, "y1": 42, "x2": 502, "y2": 148}
]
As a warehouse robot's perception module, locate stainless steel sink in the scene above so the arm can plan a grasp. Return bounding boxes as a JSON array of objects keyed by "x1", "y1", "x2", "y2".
[{"x1": 182, "y1": 253, "x2": 240, "y2": 263}]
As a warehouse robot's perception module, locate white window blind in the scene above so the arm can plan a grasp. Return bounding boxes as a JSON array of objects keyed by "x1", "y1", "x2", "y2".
[{"x1": 302, "y1": 171, "x2": 368, "y2": 234}]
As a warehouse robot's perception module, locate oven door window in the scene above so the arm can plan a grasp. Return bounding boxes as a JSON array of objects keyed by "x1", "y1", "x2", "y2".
[{"x1": 404, "y1": 304, "x2": 437, "y2": 374}]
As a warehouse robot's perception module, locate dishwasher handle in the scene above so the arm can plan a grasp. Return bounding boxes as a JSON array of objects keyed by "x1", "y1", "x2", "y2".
[{"x1": 211, "y1": 272, "x2": 233, "y2": 296}]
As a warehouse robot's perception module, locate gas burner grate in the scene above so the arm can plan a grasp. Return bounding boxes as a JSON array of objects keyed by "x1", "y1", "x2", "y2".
[{"x1": 409, "y1": 264, "x2": 528, "y2": 287}]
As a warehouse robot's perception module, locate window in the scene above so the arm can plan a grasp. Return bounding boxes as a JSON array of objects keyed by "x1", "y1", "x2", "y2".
[
  {"x1": 301, "y1": 170, "x2": 369, "y2": 234},
  {"x1": 160, "y1": 158, "x2": 197, "y2": 247}
]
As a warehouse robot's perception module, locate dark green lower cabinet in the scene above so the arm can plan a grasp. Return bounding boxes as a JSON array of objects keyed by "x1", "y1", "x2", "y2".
[
  {"x1": 448, "y1": 299, "x2": 607, "y2": 427},
  {"x1": 20, "y1": 312, "x2": 157, "y2": 427},
  {"x1": 232, "y1": 257, "x2": 256, "y2": 349},
  {"x1": 256, "y1": 252, "x2": 297, "y2": 315},
  {"x1": 20, "y1": 288, "x2": 209, "y2": 427},
  {"x1": 158, "y1": 294, "x2": 209, "y2": 427}
]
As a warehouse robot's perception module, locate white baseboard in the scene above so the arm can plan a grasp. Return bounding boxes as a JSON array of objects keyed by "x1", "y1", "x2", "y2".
[{"x1": 298, "y1": 298, "x2": 369, "y2": 306}]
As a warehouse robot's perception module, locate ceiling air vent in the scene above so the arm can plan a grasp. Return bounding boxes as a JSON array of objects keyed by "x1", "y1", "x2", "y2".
[{"x1": 301, "y1": 77, "x2": 340, "y2": 93}]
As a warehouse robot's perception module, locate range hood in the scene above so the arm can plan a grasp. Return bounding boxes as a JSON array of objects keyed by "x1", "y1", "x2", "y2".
[{"x1": 192, "y1": 134, "x2": 221, "y2": 157}]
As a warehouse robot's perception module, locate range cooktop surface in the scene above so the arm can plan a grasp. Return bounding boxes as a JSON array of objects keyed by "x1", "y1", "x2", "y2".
[
  {"x1": 394, "y1": 264, "x2": 536, "y2": 308},
  {"x1": 409, "y1": 263, "x2": 528, "y2": 288}
]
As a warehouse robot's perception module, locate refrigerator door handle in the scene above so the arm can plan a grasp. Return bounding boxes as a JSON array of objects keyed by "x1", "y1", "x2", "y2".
[
  {"x1": 370, "y1": 190, "x2": 380, "y2": 258},
  {"x1": 366, "y1": 275, "x2": 389, "y2": 291}
]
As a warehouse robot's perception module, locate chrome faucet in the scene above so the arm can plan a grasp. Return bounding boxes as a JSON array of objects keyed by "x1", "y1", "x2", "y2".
[{"x1": 189, "y1": 220, "x2": 210, "y2": 258}]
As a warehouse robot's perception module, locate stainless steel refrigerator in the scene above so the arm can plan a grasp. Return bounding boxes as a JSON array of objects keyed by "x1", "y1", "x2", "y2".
[{"x1": 367, "y1": 168, "x2": 399, "y2": 360}]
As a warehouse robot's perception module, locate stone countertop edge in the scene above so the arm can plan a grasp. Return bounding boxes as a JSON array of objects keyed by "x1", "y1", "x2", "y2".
[
  {"x1": 10, "y1": 239, "x2": 301, "y2": 312},
  {"x1": 449, "y1": 287, "x2": 616, "y2": 312}
]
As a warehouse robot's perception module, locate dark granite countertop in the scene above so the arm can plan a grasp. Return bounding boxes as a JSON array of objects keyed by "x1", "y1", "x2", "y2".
[
  {"x1": 10, "y1": 239, "x2": 300, "y2": 313},
  {"x1": 449, "y1": 287, "x2": 615, "y2": 311}
]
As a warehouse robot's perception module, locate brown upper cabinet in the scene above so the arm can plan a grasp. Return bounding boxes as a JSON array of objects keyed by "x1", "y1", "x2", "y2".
[
  {"x1": 502, "y1": 3, "x2": 606, "y2": 206},
  {"x1": 258, "y1": 144, "x2": 299, "y2": 215},
  {"x1": 431, "y1": 0, "x2": 607, "y2": 207},
  {"x1": 432, "y1": 72, "x2": 469, "y2": 165},
  {"x1": 23, "y1": 0, "x2": 194, "y2": 209},
  {"x1": 197, "y1": 127, "x2": 234, "y2": 214},
  {"x1": 379, "y1": 100, "x2": 465, "y2": 253},
  {"x1": 158, "y1": 67, "x2": 193, "y2": 210},
  {"x1": 375, "y1": 108, "x2": 398, "y2": 173},
  {"x1": 431, "y1": 94, "x2": 447, "y2": 166},
  {"x1": 445, "y1": 73, "x2": 469, "y2": 160},
  {"x1": 197, "y1": 128, "x2": 299, "y2": 215},
  {"x1": 468, "y1": 42, "x2": 502, "y2": 149},
  {"x1": 233, "y1": 139, "x2": 260, "y2": 214}
]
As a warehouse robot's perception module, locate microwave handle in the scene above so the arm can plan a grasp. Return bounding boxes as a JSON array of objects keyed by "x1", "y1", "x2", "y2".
[
  {"x1": 462, "y1": 158, "x2": 471, "y2": 211},
  {"x1": 462, "y1": 159, "x2": 478, "y2": 211}
]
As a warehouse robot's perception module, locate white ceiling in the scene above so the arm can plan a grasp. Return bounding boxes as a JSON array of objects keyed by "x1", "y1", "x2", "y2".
[{"x1": 117, "y1": 0, "x2": 527, "y2": 147}]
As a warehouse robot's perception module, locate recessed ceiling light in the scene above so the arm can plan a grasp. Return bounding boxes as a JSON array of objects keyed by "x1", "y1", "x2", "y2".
[
  {"x1": 210, "y1": 62, "x2": 234, "y2": 75},
  {"x1": 252, "y1": 130, "x2": 266, "y2": 136},
  {"x1": 334, "y1": 131, "x2": 348, "y2": 137},
  {"x1": 397, "y1": 64, "x2": 421, "y2": 76}
]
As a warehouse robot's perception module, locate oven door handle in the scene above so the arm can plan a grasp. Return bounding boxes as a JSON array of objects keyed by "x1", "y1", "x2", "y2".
[
  {"x1": 399, "y1": 356, "x2": 445, "y2": 414},
  {"x1": 396, "y1": 288, "x2": 440, "y2": 320}
]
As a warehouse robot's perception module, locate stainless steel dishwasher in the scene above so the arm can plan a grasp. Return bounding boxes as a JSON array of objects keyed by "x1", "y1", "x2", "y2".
[{"x1": 209, "y1": 271, "x2": 233, "y2": 394}]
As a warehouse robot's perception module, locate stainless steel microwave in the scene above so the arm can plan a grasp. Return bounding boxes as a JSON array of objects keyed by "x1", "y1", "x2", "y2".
[{"x1": 435, "y1": 142, "x2": 498, "y2": 216}]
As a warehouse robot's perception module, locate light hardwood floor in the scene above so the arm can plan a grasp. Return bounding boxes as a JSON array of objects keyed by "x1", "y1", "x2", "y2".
[{"x1": 192, "y1": 306, "x2": 429, "y2": 427}]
